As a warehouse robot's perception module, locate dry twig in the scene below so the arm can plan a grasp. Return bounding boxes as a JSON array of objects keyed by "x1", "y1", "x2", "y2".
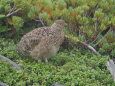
[
  {"x1": 34, "y1": 16, "x2": 46, "y2": 27},
  {"x1": 64, "y1": 35, "x2": 100, "y2": 55},
  {"x1": 77, "y1": 40, "x2": 100, "y2": 55},
  {"x1": 6, "y1": 8, "x2": 22, "y2": 17}
]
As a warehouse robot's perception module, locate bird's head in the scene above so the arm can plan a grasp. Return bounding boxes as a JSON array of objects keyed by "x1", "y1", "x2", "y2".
[{"x1": 53, "y1": 20, "x2": 67, "y2": 28}]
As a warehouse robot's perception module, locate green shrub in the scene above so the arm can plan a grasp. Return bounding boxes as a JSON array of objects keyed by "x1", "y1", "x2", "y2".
[
  {"x1": 36, "y1": 0, "x2": 115, "y2": 55},
  {"x1": 0, "y1": 0, "x2": 39, "y2": 32},
  {"x1": 0, "y1": 38, "x2": 19, "y2": 59},
  {"x1": 0, "y1": 0, "x2": 115, "y2": 55},
  {"x1": 0, "y1": 38, "x2": 114, "y2": 86}
]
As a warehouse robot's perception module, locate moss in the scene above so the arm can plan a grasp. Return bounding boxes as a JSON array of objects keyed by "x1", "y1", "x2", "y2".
[{"x1": 0, "y1": 38, "x2": 114, "y2": 86}]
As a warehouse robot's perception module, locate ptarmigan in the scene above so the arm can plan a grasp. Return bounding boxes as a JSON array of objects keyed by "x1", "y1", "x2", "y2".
[{"x1": 17, "y1": 20, "x2": 67, "y2": 62}]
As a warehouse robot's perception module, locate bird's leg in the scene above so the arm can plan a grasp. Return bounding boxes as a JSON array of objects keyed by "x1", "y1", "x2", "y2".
[
  {"x1": 45, "y1": 58, "x2": 48, "y2": 63},
  {"x1": 37, "y1": 59, "x2": 41, "y2": 62}
]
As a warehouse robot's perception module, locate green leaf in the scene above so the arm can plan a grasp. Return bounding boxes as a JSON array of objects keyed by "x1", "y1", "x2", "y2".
[
  {"x1": 39, "y1": 12, "x2": 49, "y2": 21},
  {"x1": 0, "y1": 14, "x2": 5, "y2": 19},
  {"x1": 111, "y1": 16, "x2": 115, "y2": 25},
  {"x1": 0, "y1": 26, "x2": 11, "y2": 32},
  {"x1": 111, "y1": 49, "x2": 115, "y2": 56},
  {"x1": 12, "y1": 16, "x2": 24, "y2": 28},
  {"x1": 28, "y1": 6, "x2": 39, "y2": 19}
]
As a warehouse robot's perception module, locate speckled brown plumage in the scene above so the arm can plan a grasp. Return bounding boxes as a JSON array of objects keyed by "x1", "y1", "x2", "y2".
[{"x1": 17, "y1": 20, "x2": 67, "y2": 62}]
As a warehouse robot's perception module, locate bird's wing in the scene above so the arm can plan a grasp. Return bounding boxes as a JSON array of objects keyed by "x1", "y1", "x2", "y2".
[{"x1": 17, "y1": 27, "x2": 50, "y2": 53}]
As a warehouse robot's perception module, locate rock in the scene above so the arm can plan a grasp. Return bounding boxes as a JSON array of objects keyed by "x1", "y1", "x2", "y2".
[
  {"x1": 51, "y1": 82, "x2": 65, "y2": 86},
  {"x1": 106, "y1": 59, "x2": 115, "y2": 81}
]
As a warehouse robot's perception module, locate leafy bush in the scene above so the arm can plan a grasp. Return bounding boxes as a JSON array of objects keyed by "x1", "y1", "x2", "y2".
[
  {"x1": 0, "y1": 39, "x2": 114, "y2": 86},
  {"x1": 0, "y1": 38, "x2": 19, "y2": 59},
  {"x1": 0, "y1": 0, "x2": 39, "y2": 33},
  {"x1": 0, "y1": 0, "x2": 114, "y2": 55},
  {"x1": 0, "y1": 0, "x2": 115, "y2": 85},
  {"x1": 36, "y1": 0, "x2": 115, "y2": 55}
]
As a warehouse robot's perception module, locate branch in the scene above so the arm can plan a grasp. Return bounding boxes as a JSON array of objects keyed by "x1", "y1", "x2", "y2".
[
  {"x1": 0, "y1": 81, "x2": 8, "y2": 86},
  {"x1": 95, "y1": 28, "x2": 112, "y2": 46},
  {"x1": 77, "y1": 41, "x2": 100, "y2": 55},
  {"x1": 34, "y1": 19, "x2": 45, "y2": 26},
  {"x1": 8, "y1": 7, "x2": 16, "y2": 14},
  {"x1": 6, "y1": 8, "x2": 22, "y2": 17},
  {"x1": 89, "y1": 30, "x2": 102, "y2": 45},
  {"x1": 0, "y1": 55, "x2": 23, "y2": 70},
  {"x1": 64, "y1": 35, "x2": 100, "y2": 55}
]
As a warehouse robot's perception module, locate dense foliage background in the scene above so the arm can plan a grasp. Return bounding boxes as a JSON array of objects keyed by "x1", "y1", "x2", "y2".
[
  {"x1": 0, "y1": 0, "x2": 115, "y2": 85},
  {"x1": 0, "y1": 0, "x2": 115, "y2": 55}
]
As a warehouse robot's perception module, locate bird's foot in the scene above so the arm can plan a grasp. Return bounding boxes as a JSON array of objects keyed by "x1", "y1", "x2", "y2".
[{"x1": 45, "y1": 58, "x2": 48, "y2": 63}]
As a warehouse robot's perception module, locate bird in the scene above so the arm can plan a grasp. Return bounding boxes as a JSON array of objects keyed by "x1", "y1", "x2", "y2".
[{"x1": 17, "y1": 20, "x2": 67, "y2": 62}]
